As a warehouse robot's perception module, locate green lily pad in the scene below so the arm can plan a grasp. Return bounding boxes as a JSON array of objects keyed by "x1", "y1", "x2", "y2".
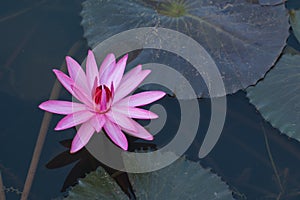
[
  {"x1": 65, "y1": 167, "x2": 128, "y2": 199},
  {"x1": 290, "y1": 9, "x2": 300, "y2": 42},
  {"x1": 247, "y1": 54, "x2": 300, "y2": 141},
  {"x1": 81, "y1": 0, "x2": 289, "y2": 97},
  {"x1": 258, "y1": 0, "x2": 284, "y2": 6},
  {"x1": 65, "y1": 152, "x2": 234, "y2": 199}
]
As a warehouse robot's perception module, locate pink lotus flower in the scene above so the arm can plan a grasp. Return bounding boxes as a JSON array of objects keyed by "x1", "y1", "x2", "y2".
[{"x1": 39, "y1": 50, "x2": 165, "y2": 153}]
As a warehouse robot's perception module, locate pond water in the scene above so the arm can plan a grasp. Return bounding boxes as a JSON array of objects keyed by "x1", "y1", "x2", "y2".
[{"x1": 1, "y1": 0, "x2": 300, "y2": 199}]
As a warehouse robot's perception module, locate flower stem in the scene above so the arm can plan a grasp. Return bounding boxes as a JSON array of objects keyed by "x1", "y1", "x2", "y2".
[
  {"x1": 0, "y1": 0, "x2": 46, "y2": 23},
  {"x1": 262, "y1": 121, "x2": 284, "y2": 193},
  {"x1": 20, "y1": 112, "x2": 54, "y2": 200},
  {"x1": 20, "y1": 40, "x2": 84, "y2": 200},
  {"x1": 0, "y1": 170, "x2": 6, "y2": 200}
]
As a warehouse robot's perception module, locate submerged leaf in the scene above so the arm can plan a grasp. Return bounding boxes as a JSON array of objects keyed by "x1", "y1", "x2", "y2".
[
  {"x1": 81, "y1": 0, "x2": 289, "y2": 97},
  {"x1": 65, "y1": 151, "x2": 234, "y2": 199},
  {"x1": 247, "y1": 54, "x2": 300, "y2": 141}
]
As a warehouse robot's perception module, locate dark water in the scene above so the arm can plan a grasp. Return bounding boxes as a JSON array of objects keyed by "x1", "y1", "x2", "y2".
[{"x1": 1, "y1": 0, "x2": 300, "y2": 199}]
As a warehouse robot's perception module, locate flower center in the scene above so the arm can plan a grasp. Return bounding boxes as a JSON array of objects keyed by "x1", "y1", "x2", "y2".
[
  {"x1": 157, "y1": 1, "x2": 187, "y2": 18},
  {"x1": 93, "y1": 84, "x2": 113, "y2": 113}
]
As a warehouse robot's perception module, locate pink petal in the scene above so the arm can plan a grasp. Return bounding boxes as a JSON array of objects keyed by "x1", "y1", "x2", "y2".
[
  {"x1": 112, "y1": 106, "x2": 158, "y2": 119},
  {"x1": 121, "y1": 64, "x2": 142, "y2": 82},
  {"x1": 105, "y1": 111, "x2": 137, "y2": 133},
  {"x1": 70, "y1": 122, "x2": 95, "y2": 153},
  {"x1": 86, "y1": 50, "x2": 99, "y2": 91},
  {"x1": 71, "y1": 84, "x2": 94, "y2": 107},
  {"x1": 66, "y1": 56, "x2": 89, "y2": 94},
  {"x1": 55, "y1": 110, "x2": 94, "y2": 131},
  {"x1": 91, "y1": 76, "x2": 99, "y2": 99},
  {"x1": 103, "y1": 119, "x2": 128, "y2": 150},
  {"x1": 116, "y1": 91, "x2": 166, "y2": 107},
  {"x1": 113, "y1": 68, "x2": 151, "y2": 103},
  {"x1": 39, "y1": 100, "x2": 86, "y2": 115},
  {"x1": 110, "y1": 82, "x2": 115, "y2": 99},
  {"x1": 99, "y1": 53, "x2": 116, "y2": 85},
  {"x1": 53, "y1": 69, "x2": 89, "y2": 102},
  {"x1": 89, "y1": 114, "x2": 105, "y2": 132},
  {"x1": 53, "y1": 69, "x2": 75, "y2": 96},
  {"x1": 125, "y1": 118, "x2": 153, "y2": 140},
  {"x1": 103, "y1": 54, "x2": 128, "y2": 89}
]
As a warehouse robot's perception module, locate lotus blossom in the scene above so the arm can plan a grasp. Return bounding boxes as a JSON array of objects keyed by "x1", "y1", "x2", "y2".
[{"x1": 39, "y1": 50, "x2": 165, "y2": 153}]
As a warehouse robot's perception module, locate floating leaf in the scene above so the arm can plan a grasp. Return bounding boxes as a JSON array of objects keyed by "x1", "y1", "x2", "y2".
[
  {"x1": 65, "y1": 167, "x2": 128, "y2": 200},
  {"x1": 81, "y1": 0, "x2": 289, "y2": 97},
  {"x1": 258, "y1": 0, "x2": 284, "y2": 6},
  {"x1": 247, "y1": 54, "x2": 300, "y2": 141},
  {"x1": 290, "y1": 9, "x2": 300, "y2": 42},
  {"x1": 65, "y1": 151, "x2": 234, "y2": 199}
]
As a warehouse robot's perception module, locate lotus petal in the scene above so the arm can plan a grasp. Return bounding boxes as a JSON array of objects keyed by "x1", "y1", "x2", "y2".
[
  {"x1": 116, "y1": 91, "x2": 166, "y2": 107},
  {"x1": 38, "y1": 100, "x2": 86, "y2": 115},
  {"x1": 86, "y1": 50, "x2": 99, "y2": 91},
  {"x1": 113, "y1": 67, "x2": 151, "y2": 103},
  {"x1": 71, "y1": 122, "x2": 95, "y2": 153},
  {"x1": 55, "y1": 111, "x2": 94, "y2": 131},
  {"x1": 103, "y1": 119, "x2": 128, "y2": 150}
]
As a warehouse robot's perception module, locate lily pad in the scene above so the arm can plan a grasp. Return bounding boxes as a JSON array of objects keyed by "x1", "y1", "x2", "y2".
[
  {"x1": 81, "y1": 0, "x2": 289, "y2": 97},
  {"x1": 258, "y1": 0, "x2": 284, "y2": 6},
  {"x1": 246, "y1": 54, "x2": 300, "y2": 141},
  {"x1": 65, "y1": 152, "x2": 234, "y2": 199},
  {"x1": 290, "y1": 9, "x2": 300, "y2": 43},
  {"x1": 65, "y1": 166, "x2": 128, "y2": 200}
]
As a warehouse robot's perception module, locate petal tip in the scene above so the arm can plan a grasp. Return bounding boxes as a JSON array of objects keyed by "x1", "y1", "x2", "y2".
[
  {"x1": 123, "y1": 54, "x2": 128, "y2": 60},
  {"x1": 54, "y1": 126, "x2": 61, "y2": 131},
  {"x1": 54, "y1": 121, "x2": 67, "y2": 131},
  {"x1": 38, "y1": 102, "x2": 50, "y2": 112},
  {"x1": 108, "y1": 53, "x2": 116, "y2": 59},
  {"x1": 145, "y1": 135, "x2": 154, "y2": 140},
  {"x1": 143, "y1": 69, "x2": 151, "y2": 74},
  {"x1": 70, "y1": 145, "x2": 80, "y2": 154},
  {"x1": 52, "y1": 69, "x2": 60, "y2": 74},
  {"x1": 65, "y1": 56, "x2": 72, "y2": 62},
  {"x1": 38, "y1": 102, "x2": 45, "y2": 109},
  {"x1": 117, "y1": 54, "x2": 128, "y2": 66},
  {"x1": 135, "y1": 64, "x2": 142, "y2": 71},
  {"x1": 152, "y1": 113, "x2": 159, "y2": 119},
  {"x1": 158, "y1": 91, "x2": 166, "y2": 98},
  {"x1": 120, "y1": 142, "x2": 128, "y2": 150},
  {"x1": 87, "y1": 50, "x2": 95, "y2": 60}
]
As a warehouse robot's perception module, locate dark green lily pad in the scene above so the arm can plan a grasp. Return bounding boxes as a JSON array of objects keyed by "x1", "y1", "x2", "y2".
[
  {"x1": 290, "y1": 9, "x2": 300, "y2": 43},
  {"x1": 247, "y1": 54, "x2": 300, "y2": 141},
  {"x1": 81, "y1": 0, "x2": 289, "y2": 97},
  {"x1": 258, "y1": 0, "x2": 284, "y2": 6},
  {"x1": 65, "y1": 152, "x2": 234, "y2": 199},
  {"x1": 65, "y1": 167, "x2": 128, "y2": 199}
]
